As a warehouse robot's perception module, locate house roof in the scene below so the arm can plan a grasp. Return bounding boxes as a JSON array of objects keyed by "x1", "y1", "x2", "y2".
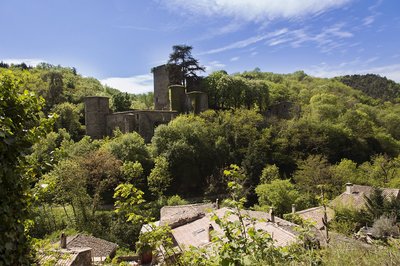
[
  {"x1": 295, "y1": 206, "x2": 335, "y2": 230},
  {"x1": 37, "y1": 247, "x2": 91, "y2": 266},
  {"x1": 160, "y1": 203, "x2": 215, "y2": 228},
  {"x1": 171, "y1": 207, "x2": 298, "y2": 249},
  {"x1": 66, "y1": 234, "x2": 118, "y2": 258},
  {"x1": 331, "y1": 184, "x2": 400, "y2": 210}
]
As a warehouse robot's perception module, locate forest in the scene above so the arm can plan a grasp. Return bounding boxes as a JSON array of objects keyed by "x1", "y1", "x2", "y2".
[{"x1": 1, "y1": 60, "x2": 400, "y2": 265}]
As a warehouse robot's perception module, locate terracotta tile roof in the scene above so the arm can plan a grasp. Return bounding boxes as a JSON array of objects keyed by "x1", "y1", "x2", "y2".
[
  {"x1": 295, "y1": 206, "x2": 334, "y2": 230},
  {"x1": 66, "y1": 234, "x2": 118, "y2": 258},
  {"x1": 331, "y1": 184, "x2": 400, "y2": 210}
]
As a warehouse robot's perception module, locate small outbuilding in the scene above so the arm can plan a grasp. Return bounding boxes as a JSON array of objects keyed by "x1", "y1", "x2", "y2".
[{"x1": 66, "y1": 234, "x2": 118, "y2": 263}]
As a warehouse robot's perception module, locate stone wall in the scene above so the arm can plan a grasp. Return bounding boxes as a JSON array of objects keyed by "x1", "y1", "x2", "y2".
[
  {"x1": 70, "y1": 248, "x2": 92, "y2": 266},
  {"x1": 106, "y1": 112, "x2": 137, "y2": 135},
  {"x1": 135, "y1": 110, "x2": 177, "y2": 142},
  {"x1": 85, "y1": 65, "x2": 208, "y2": 142},
  {"x1": 169, "y1": 85, "x2": 186, "y2": 113},
  {"x1": 187, "y1": 91, "x2": 209, "y2": 114},
  {"x1": 265, "y1": 101, "x2": 300, "y2": 119},
  {"x1": 104, "y1": 110, "x2": 177, "y2": 142}
]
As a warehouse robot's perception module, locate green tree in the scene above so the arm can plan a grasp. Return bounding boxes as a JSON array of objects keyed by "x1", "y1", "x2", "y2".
[
  {"x1": 26, "y1": 129, "x2": 71, "y2": 177},
  {"x1": 259, "y1": 164, "x2": 280, "y2": 184},
  {"x1": 147, "y1": 156, "x2": 172, "y2": 198},
  {"x1": 114, "y1": 183, "x2": 146, "y2": 224},
  {"x1": 251, "y1": 80, "x2": 269, "y2": 111},
  {"x1": 255, "y1": 179, "x2": 301, "y2": 216},
  {"x1": 80, "y1": 149, "x2": 122, "y2": 214},
  {"x1": 309, "y1": 93, "x2": 344, "y2": 121},
  {"x1": 204, "y1": 70, "x2": 228, "y2": 108},
  {"x1": 293, "y1": 155, "x2": 337, "y2": 198},
  {"x1": 330, "y1": 159, "x2": 361, "y2": 185},
  {"x1": 52, "y1": 102, "x2": 83, "y2": 139},
  {"x1": 39, "y1": 159, "x2": 91, "y2": 227},
  {"x1": 167, "y1": 45, "x2": 205, "y2": 87},
  {"x1": 112, "y1": 92, "x2": 132, "y2": 112},
  {"x1": 0, "y1": 72, "x2": 52, "y2": 265},
  {"x1": 152, "y1": 114, "x2": 227, "y2": 195},
  {"x1": 121, "y1": 161, "x2": 145, "y2": 188},
  {"x1": 41, "y1": 71, "x2": 64, "y2": 110},
  {"x1": 360, "y1": 154, "x2": 400, "y2": 186},
  {"x1": 104, "y1": 132, "x2": 152, "y2": 174}
]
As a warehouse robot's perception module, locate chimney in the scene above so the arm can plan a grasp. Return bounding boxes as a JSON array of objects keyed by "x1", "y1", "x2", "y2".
[
  {"x1": 292, "y1": 204, "x2": 296, "y2": 214},
  {"x1": 207, "y1": 224, "x2": 214, "y2": 242},
  {"x1": 216, "y1": 198, "x2": 219, "y2": 209},
  {"x1": 269, "y1": 207, "x2": 275, "y2": 223},
  {"x1": 346, "y1": 183, "x2": 353, "y2": 194},
  {"x1": 60, "y1": 232, "x2": 67, "y2": 249}
]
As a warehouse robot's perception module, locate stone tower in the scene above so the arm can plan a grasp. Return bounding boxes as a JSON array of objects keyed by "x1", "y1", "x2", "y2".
[
  {"x1": 187, "y1": 91, "x2": 209, "y2": 114},
  {"x1": 169, "y1": 85, "x2": 186, "y2": 113},
  {"x1": 153, "y1": 65, "x2": 170, "y2": 110},
  {"x1": 84, "y1": 96, "x2": 109, "y2": 139}
]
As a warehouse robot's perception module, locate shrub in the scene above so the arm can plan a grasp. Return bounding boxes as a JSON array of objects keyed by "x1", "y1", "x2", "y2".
[{"x1": 371, "y1": 215, "x2": 399, "y2": 239}]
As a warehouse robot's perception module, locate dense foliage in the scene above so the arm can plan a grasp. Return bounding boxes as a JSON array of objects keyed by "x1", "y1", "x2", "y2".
[
  {"x1": 339, "y1": 74, "x2": 400, "y2": 102},
  {"x1": 0, "y1": 71, "x2": 52, "y2": 265},
  {"x1": 2, "y1": 61, "x2": 400, "y2": 263}
]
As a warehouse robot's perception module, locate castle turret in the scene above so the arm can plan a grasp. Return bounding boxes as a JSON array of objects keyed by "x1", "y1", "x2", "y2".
[
  {"x1": 187, "y1": 91, "x2": 208, "y2": 114},
  {"x1": 169, "y1": 85, "x2": 186, "y2": 113},
  {"x1": 153, "y1": 65, "x2": 170, "y2": 110},
  {"x1": 84, "y1": 96, "x2": 109, "y2": 139}
]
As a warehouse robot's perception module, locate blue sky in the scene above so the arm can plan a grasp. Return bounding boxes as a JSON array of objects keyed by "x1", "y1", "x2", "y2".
[{"x1": 1, "y1": 0, "x2": 399, "y2": 93}]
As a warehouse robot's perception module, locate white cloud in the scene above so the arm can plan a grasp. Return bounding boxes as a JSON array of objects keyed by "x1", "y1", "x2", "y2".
[
  {"x1": 230, "y1": 56, "x2": 239, "y2": 62},
  {"x1": 324, "y1": 24, "x2": 353, "y2": 38},
  {"x1": 363, "y1": 16, "x2": 375, "y2": 26},
  {"x1": 2, "y1": 58, "x2": 46, "y2": 66},
  {"x1": 363, "y1": 64, "x2": 400, "y2": 82},
  {"x1": 201, "y1": 28, "x2": 288, "y2": 54},
  {"x1": 101, "y1": 74, "x2": 153, "y2": 94},
  {"x1": 306, "y1": 63, "x2": 400, "y2": 82},
  {"x1": 162, "y1": 0, "x2": 353, "y2": 21},
  {"x1": 201, "y1": 34, "x2": 271, "y2": 55},
  {"x1": 205, "y1": 61, "x2": 226, "y2": 72},
  {"x1": 264, "y1": 24, "x2": 353, "y2": 51},
  {"x1": 287, "y1": 24, "x2": 353, "y2": 52},
  {"x1": 195, "y1": 22, "x2": 245, "y2": 41},
  {"x1": 365, "y1": 56, "x2": 379, "y2": 64},
  {"x1": 268, "y1": 37, "x2": 292, "y2": 46},
  {"x1": 202, "y1": 23, "x2": 354, "y2": 55}
]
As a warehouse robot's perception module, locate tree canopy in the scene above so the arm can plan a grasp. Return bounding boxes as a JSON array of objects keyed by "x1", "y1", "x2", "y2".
[{"x1": 167, "y1": 45, "x2": 205, "y2": 87}]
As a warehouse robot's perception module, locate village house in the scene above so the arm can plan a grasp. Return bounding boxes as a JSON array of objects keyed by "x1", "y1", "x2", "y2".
[
  {"x1": 294, "y1": 206, "x2": 335, "y2": 230},
  {"x1": 292, "y1": 183, "x2": 400, "y2": 236},
  {"x1": 141, "y1": 202, "x2": 300, "y2": 263},
  {"x1": 65, "y1": 234, "x2": 118, "y2": 263},
  {"x1": 330, "y1": 182, "x2": 400, "y2": 210},
  {"x1": 38, "y1": 233, "x2": 118, "y2": 265}
]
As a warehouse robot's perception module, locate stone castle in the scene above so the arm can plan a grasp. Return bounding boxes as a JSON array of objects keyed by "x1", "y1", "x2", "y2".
[{"x1": 84, "y1": 64, "x2": 208, "y2": 142}]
